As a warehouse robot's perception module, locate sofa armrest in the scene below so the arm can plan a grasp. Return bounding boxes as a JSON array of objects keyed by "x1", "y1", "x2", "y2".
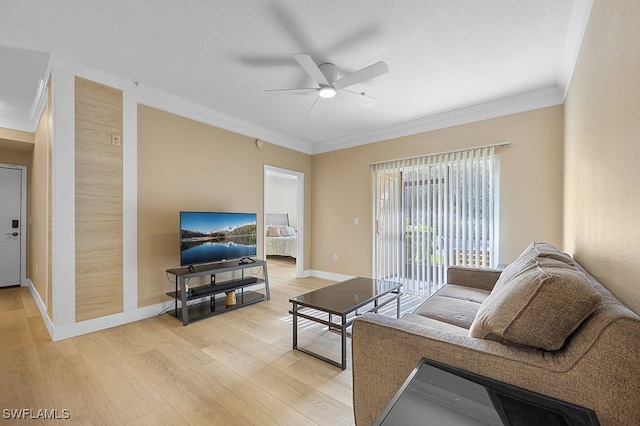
[
  {"x1": 351, "y1": 313, "x2": 568, "y2": 426},
  {"x1": 351, "y1": 312, "x2": 640, "y2": 426},
  {"x1": 447, "y1": 265, "x2": 502, "y2": 291},
  {"x1": 351, "y1": 313, "x2": 543, "y2": 425}
]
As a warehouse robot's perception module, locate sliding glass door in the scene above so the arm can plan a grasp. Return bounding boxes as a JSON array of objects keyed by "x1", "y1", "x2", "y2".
[{"x1": 373, "y1": 147, "x2": 500, "y2": 297}]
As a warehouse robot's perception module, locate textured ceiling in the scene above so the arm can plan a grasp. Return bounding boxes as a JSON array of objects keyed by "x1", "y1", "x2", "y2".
[{"x1": 0, "y1": 0, "x2": 591, "y2": 154}]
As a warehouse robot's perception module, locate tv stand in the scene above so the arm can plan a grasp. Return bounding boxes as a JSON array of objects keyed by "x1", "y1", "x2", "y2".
[{"x1": 166, "y1": 259, "x2": 270, "y2": 325}]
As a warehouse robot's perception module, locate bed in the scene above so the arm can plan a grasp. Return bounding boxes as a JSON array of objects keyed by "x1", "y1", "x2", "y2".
[{"x1": 265, "y1": 213, "x2": 298, "y2": 258}]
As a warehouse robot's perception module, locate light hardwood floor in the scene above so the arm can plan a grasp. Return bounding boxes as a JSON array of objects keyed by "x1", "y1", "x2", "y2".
[{"x1": 0, "y1": 257, "x2": 357, "y2": 425}]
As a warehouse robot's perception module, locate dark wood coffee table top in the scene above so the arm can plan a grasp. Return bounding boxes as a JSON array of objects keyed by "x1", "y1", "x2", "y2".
[{"x1": 289, "y1": 276, "x2": 402, "y2": 315}]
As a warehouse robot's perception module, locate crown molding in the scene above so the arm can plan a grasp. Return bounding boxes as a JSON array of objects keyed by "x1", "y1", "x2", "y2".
[
  {"x1": 0, "y1": 83, "x2": 46, "y2": 133},
  {"x1": 0, "y1": 55, "x2": 314, "y2": 154},
  {"x1": 0, "y1": 83, "x2": 566, "y2": 155},
  {"x1": 0, "y1": 111, "x2": 38, "y2": 133},
  {"x1": 311, "y1": 86, "x2": 565, "y2": 154},
  {"x1": 136, "y1": 84, "x2": 313, "y2": 155},
  {"x1": 135, "y1": 83, "x2": 566, "y2": 156},
  {"x1": 1, "y1": 54, "x2": 569, "y2": 157},
  {"x1": 49, "y1": 55, "x2": 136, "y2": 92},
  {"x1": 558, "y1": 0, "x2": 593, "y2": 97}
]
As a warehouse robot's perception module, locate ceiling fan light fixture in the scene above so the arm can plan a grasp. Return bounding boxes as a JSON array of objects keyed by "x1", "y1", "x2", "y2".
[{"x1": 318, "y1": 86, "x2": 336, "y2": 98}]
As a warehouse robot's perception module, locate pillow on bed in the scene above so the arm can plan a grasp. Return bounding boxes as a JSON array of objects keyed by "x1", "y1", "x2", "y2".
[
  {"x1": 278, "y1": 225, "x2": 291, "y2": 236},
  {"x1": 286, "y1": 226, "x2": 297, "y2": 236},
  {"x1": 266, "y1": 225, "x2": 280, "y2": 237}
]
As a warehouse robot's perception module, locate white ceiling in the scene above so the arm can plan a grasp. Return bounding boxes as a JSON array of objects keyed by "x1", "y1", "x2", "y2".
[{"x1": 0, "y1": 0, "x2": 591, "y2": 154}]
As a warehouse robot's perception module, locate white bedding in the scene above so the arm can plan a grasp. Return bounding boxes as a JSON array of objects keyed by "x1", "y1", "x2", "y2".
[
  {"x1": 265, "y1": 217, "x2": 297, "y2": 258},
  {"x1": 265, "y1": 235, "x2": 297, "y2": 258}
]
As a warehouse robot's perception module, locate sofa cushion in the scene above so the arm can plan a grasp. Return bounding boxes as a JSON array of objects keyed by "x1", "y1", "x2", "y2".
[
  {"x1": 414, "y1": 294, "x2": 483, "y2": 329},
  {"x1": 468, "y1": 258, "x2": 602, "y2": 351},
  {"x1": 401, "y1": 313, "x2": 470, "y2": 335},
  {"x1": 435, "y1": 284, "x2": 492, "y2": 304},
  {"x1": 411, "y1": 284, "x2": 490, "y2": 330}
]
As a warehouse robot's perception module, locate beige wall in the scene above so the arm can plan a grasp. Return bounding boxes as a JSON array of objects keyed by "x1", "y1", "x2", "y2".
[
  {"x1": 0, "y1": 147, "x2": 32, "y2": 166},
  {"x1": 564, "y1": 0, "x2": 640, "y2": 314},
  {"x1": 0, "y1": 128, "x2": 34, "y2": 145},
  {"x1": 0, "y1": 129, "x2": 34, "y2": 168},
  {"x1": 137, "y1": 105, "x2": 312, "y2": 307},
  {"x1": 311, "y1": 106, "x2": 564, "y2": 276}
]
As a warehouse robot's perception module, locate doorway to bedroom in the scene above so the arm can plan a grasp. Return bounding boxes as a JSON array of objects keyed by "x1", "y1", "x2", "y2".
[{"x1": 264, "y1": 165, "x2": 304, "y2": 278}]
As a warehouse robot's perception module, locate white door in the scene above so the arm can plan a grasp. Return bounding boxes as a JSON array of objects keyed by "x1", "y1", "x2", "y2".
[{"x1": 0, "y1": 167, "x2": 22, "y2": 287}]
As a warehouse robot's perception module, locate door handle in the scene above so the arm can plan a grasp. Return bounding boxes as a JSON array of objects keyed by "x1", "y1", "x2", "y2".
[{"x1": 6, "y1": 232, "x2": 18, "y2": 237}]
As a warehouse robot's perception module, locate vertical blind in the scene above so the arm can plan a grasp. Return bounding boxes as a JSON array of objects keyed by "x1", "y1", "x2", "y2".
[{"x1": 372, "y1": 146, "x2": 500, "y2": 297}]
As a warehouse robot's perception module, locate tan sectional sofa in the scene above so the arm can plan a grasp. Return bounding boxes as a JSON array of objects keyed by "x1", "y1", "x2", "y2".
[{"x1": 351, "y1": 242, "x2": 640, "y2": 425}]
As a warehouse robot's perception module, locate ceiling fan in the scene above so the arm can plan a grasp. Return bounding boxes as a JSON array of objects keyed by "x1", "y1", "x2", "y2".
[{"x1": 266, "y1": 53, "x2": 389, "y2": 115}]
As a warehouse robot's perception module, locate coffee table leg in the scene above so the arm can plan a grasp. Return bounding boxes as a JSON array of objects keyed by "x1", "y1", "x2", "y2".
[
  {"x1": 292, "y1": 302, "x2": 298, "y2": 349},
  {"x1": 397, "y1": 292, "x2": 401, "y2": 318},
  {"x1": 341, "y1": 314, "x2": 347, "y2": 370}
]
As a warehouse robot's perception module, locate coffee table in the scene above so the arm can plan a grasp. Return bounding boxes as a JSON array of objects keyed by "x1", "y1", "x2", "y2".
[{"x1": 289, "y1": 277, "x2": 402, "y2": 370}]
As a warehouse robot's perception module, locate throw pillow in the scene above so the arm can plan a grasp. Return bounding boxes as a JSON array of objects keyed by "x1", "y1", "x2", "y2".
[
  {"x1": 493, "y1": 241, "x2": 575, "y2": 293},
  {"x1": 532, "y1": 241, "x2": 575, "y2": 265},
  {"x1": 278, "y1": 225, "x2": 291, "y2": 236},
  {"x1": 468, "y1": 259, "x2": 602, "y2": 351},
  {"x1": 266, "y1": 225, "x2": 280, "y2": 237}
]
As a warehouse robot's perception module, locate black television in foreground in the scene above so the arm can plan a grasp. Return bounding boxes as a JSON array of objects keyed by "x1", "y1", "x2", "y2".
[{"x1": 180, "y1": 211, "x2": 257, "y2": 266}]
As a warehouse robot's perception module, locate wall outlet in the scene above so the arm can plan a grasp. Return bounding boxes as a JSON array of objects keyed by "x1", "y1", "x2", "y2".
[
  {"x1": 111, "y1": 134, "x2": 122, "y2": 146},
  {"x1": 333, "y1": 254, "x2": 338, "y2": 261},
  {"x1": 35, "y1": 265, "x2": 39, "y2": 275}
]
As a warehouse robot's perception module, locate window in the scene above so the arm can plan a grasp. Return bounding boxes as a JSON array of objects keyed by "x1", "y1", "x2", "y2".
[{"x1": 372, "y1": 146, "x2": 500, "y2": 296}]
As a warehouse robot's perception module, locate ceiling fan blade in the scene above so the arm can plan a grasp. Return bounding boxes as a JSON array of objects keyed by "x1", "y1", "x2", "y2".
[
  {"x1": 307, "y1": 96, "x2": 322, "y2": 116},
  {"x1": 293, "y1": 53, "x2": 330, "y2": 86},
  {"x1": 332, "y1": 61, "x2": 389, "y2": 90},
  {"x1": 339, "y1": 88, "x2": 378, "y2": 108},
  {"x1": 264, "y1": 88, "x2": 318, "y2": 93},
  {"x1": 308, "y1": 96, "x2": 336, "y2": 116}
]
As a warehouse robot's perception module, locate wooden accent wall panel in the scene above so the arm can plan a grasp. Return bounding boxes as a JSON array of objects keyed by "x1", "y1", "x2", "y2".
[{"x1": 75, "y1": 77, "x2": 123, "y2": 322}]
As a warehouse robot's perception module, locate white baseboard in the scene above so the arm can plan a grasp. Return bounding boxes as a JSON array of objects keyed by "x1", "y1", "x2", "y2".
[
  {"x1": 299, "y1": 269, "x2": 312, "y2": 278},
  {"x1": 308, "y1": 270, "x2": 355, "y2": 282},
  {"x1": 27, "y1": 279, "x2": 55, "y2": 338},
  {"x1": 26, "y1": 269, "x2": 353, "y2": 341},
  {"x1": 27, "y1": 279, "x2": 174, "y2": 342}
]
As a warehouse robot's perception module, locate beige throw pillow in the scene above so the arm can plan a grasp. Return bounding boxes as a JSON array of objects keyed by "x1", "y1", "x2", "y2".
[
  {"x1": 278, "y1": 225, "x2": 290, "y2": 236},
  {"x1": 266, "y1": 225, "x2": 280, "y2": 237},
  {"x1": 469, "y1": 259, "x2": 602, "y2": 351},
  {"x1": 492, "y1": 241, "x2": 575, "y2": 294},
  {"x1": 532, "y1": 241, "x2": 575, "y2": 265}
]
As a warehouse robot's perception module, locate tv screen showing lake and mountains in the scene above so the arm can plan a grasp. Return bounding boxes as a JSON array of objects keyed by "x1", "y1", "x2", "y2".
[{"x1": 180, "y1": 212, "x2": 257, "y2": 265}]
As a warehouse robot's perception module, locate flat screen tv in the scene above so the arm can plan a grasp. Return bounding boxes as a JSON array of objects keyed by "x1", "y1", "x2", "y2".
[{"x1": 180, "y1": 211, "x2": 257, "y2": 266}]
